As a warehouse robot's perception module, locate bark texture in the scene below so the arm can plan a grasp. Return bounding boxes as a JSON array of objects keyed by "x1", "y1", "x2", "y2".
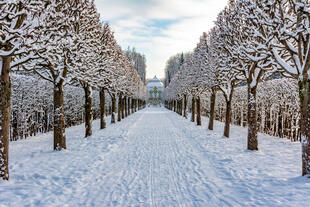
[
  {"x1": 191, "y1": 97, "x2": 195, "y2": 122},
  {"x1": 128, "y1": 97, "x2": 131, "y2": 116},
  {"x1": 208, "y1": 89, "x2": 216, "y2": 130},
  {"x1": 247, "y1": 86, "x2": 258, "y2": 150},
  {"x1": 299, "y1": 80, "x2": 310, "y2": 176},
  {"x1": 124, "y1": 96, "x2": 128, "y2": 118},
  {"x1": 84, "y1": 84, "x2": 92, "y2": 137},
  {"x1": 111, "y1": 94, "x2": 116, "y2": 123},
  {"x1": 0, "y1": 56, "x2": 11, "y2": 180},
  {"x1": 121, "y1": 97, "x2": 125, "y2": 119},
  {"x1": 224, "y1": 99, "x2": 232, "y2": 138},
  {"x1": 118, "y1": 94, "x2": 122, "y2": 122},
  {"x1": 100, "y1": 88, "x2": 106, "y2": 129},
  {"x1": 224, "y1": 88, "x2": 234, "y2": 138},
  {"x1": 53, "y1": 83, "x2": 66, "y2": 150},
  {"x1": 196, "y1": 96, "x2": 201, "y2": 126},
  {"x1": 183, "y1": 95, "x2": 187, "y2": 119}
]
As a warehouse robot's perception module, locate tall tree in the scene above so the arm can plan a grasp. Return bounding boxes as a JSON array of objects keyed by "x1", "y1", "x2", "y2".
[
  {"x1": 262, "y1": 0, "x2": 310, "y2": 175},
  {"x1": 0, "y1": 0, "x2": 41, "y2": 180},
  {"x1": 31, "y1": 0, "x2": 81, "y2": 150},
  {"x1": 216, "y1": 0, "x2": 274, "y2": 149}
]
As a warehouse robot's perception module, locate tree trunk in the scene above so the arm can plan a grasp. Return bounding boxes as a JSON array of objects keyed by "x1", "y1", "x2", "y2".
[
  {"x1": 224, "y1": 88, "x2": 234, "y2": 138},
  {"x1": 100, "y1": 88, "x2": 106, "y2": 129},
  {"x1": 121, "y1": 97, "x2": 125, "y2": 119},
  {"x1": 0, "y1": 56, "x2": 11, "y2": 180},
  {"x1": 111, "y1": 94, "x2": 116, "y2": 123},
  {"x1": 12, "y1": 111, "x2": 18, "y2": 141},
  {"x1": 179, "y1": 100, "x2": 182, "y2": 115},
  {"x1": 135, "y1": 99, "x2": 137, "y2": 112},
  {"x1": 208, "y1": 89, "x2": 217, "y2": 130},
  {"x1": 299, "y1": 80, "x2": 310, "y2": 176},
  {"x1": 224, "y1": 100, "x2": 232, "y2": 138},
  {"x1": 191, "y1": 96, "x2": 195, "y2": 122},
  {"x1": 128, "y1": 97, "x2": 131, "y2": 116},
  {"x1": 173, "y1": 100, "x2": 176, "y2": 112},
  {"x1": 247, "y1": 86, "x2": 258, "y2": 150},
  {"x1": 196, "y1": 96, "x2": 201, "y2": 126},
  {"x1": 124, "y1": 96, "x2": 128, "y2": 118},
  {"x1": 84, "y1": 84, "x2": 92, "y2": 137},
  {"x1": 118, "y1": 94, "x2": 122, "y2": 122},
  {"x1": 137, "y1": 100, "x2": 139, "y2": 110},
  {"x1": 183, "y1": 94, "x2": 187, "y2": 119},
  {"x1": 53, "y1": 83, "x2": 66, "y2": 151}
]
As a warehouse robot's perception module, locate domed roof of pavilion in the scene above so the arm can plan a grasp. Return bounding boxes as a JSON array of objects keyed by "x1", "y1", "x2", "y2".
[{"x1": 147, "y1": 76, "x2": 164, "y2": 91}]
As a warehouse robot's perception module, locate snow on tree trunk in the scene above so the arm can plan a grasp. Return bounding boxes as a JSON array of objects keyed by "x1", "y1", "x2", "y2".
[
  {"x1": 183, "y1": 94, "x2": 187, "y2": 119},
  {"x1": 196, "y1": 96, "x2": 201, "y2": 126},
  {"x1": 191, "y1": 97, "x2": 195, "y2": 122},
  {"x1": 53, "y1": 83, "x2": 66, "y2": 151},
  {"x1": 0, "y1": 56, "x2": 11, "y2": 180},
  {"x1": 247, "y1": 85, "x2": 258, "y2": 151},
  {"x1": 208, "y1": 89, "x2": 216, "y2": 130},
  {"x1": 100, "y1": 88, "x2": 106, "y2": 129},
  {"x1": 111, "y1": 94, "x2": 116, "y2": 123},
  {"x1": 84, "y1": 84, "x2": 92, "y2": 137},
  {"x1": 299, "y1": 80, "x2": 310, "y2": 176}
]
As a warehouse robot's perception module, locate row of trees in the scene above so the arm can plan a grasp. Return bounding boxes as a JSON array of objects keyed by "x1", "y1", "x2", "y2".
[
  {"x1": 164, "y1": 0, "x2": 310, "y2": 176},
  {"x1": 10, "y1": 73, "x2": 109, "y2": 141},
  {"x1": 168, "y1": 78, "x2": 300, "y2": 140},
  {"x1": 125, "y1": 47, "x2": 147, "y2": 84},
  {"x1": 164, "y1": 53, "x2": 191, "y2": 87},
  {"x1": 0, "y1": 0, "x2": 147, "y2": 180}
]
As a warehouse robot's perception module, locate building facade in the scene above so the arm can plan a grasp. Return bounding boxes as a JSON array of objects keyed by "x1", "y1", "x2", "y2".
[{"x1": 147, "y1": 76, "x2": 164, "y2": 105}]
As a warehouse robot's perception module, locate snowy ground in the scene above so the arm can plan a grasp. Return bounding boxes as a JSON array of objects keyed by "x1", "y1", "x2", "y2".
[{"x1": 1, "y1": 107, "x2": 310, "y2": 207}]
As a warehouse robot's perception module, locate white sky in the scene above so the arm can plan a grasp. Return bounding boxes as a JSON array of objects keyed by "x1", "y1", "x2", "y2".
[{"x1": 94, "y1": 0, "x2": 228, "y2": 79}]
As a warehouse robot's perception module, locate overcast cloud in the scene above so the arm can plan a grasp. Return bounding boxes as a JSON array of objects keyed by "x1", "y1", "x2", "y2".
[{"x1": 94, "y1": 0, "x2": 228, "y2": 79}]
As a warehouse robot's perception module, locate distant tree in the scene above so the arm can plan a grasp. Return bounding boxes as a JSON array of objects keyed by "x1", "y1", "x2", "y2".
[
  {"x1": 125, "y1": 47, "x2": 147, "y2": 84},
  {"x1": 164, "y1": 53, "x2": 190, "y2": 87}
]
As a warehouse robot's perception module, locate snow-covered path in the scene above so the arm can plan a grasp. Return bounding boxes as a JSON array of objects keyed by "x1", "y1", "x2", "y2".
[{"x1": 1, "y1": 107, "x2": 310, "y2": 207}]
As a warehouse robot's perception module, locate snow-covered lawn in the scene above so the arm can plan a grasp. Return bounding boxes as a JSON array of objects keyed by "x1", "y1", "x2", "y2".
[{"x1": 1, "y1": 107, "x2": 310, "y2": 207}]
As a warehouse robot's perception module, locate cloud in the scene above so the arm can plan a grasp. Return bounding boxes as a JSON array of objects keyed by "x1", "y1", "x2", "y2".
[{"x1": 95, "y1": 0, "x2": 228, "y2": 79}]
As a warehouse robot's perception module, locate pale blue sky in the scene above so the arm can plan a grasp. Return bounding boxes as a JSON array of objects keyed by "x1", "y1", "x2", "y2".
[{"x1": 94, "y1": 0, "x2": 228, "y2": 79}]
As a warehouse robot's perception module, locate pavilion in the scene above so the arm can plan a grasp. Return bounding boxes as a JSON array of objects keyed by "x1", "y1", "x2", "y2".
[{"x1": 146, "y1": 76, "x2": 164, "y2": 105}]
